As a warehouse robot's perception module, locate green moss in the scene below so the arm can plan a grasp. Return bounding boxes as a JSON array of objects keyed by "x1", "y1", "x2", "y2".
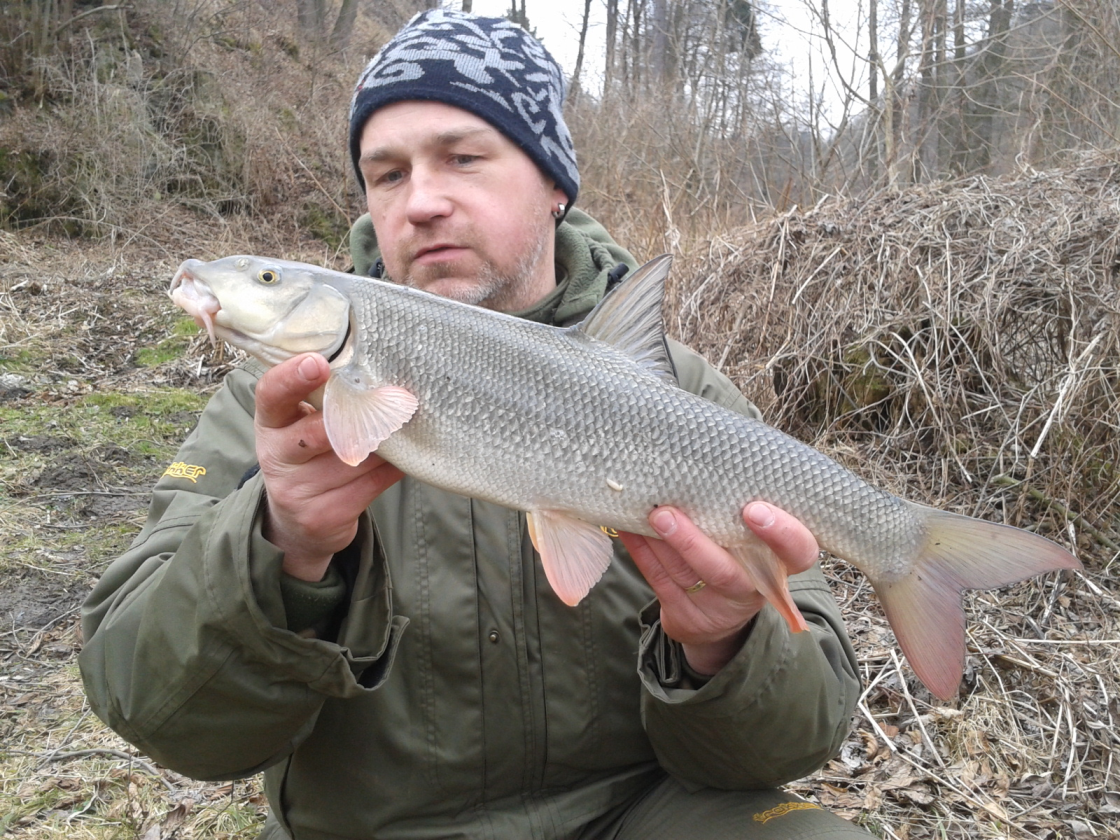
[
  {"x1": 132, "y1": 318, "x2": 200, "y2": 367},
  {"x1": 840, "y1": 344, "x2": 892, "y2": 412},
  {"x1": 81, "y1": 389, "x2": 205, "y2": 415},
  {"x1": 172, "y1": 315, "x2": 202, "y2": 337},
  {"x1": 134, "y1": 343, "x2": 183, "y2": 367},
  {"x1": 0, "y1": 347, "x2": 37, "y2": 370},
  {"x1": 301, "y1": 203, "x2": 350, "y2": 249}
]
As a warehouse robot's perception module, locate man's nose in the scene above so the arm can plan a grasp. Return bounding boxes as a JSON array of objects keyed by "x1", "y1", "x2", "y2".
[{"x1": 405, "y1": 170, "x2": 453, "y2": 224}]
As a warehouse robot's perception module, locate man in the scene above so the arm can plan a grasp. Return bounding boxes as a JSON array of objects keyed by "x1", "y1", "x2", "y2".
[{"x1": 80, "y1": 11, "x2": 866, "y2": 839}]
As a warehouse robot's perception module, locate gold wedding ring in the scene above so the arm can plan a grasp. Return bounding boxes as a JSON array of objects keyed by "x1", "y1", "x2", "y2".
[{"x1": 684, "y1": 579, "x2": 706, "y2": 594}]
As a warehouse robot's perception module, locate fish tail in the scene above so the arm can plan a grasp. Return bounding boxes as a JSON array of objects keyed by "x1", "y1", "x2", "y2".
[{"x1": 873, "y1": 503, "x2": 1081, "y2": 700}]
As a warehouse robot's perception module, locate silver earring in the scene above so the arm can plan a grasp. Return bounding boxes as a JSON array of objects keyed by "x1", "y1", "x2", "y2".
[{"x1": 552, "y1": 203, "x2": 565, "y2": 220}]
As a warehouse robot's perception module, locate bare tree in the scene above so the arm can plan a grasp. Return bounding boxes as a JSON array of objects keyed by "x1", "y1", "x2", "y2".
[
  {"x1": 329, "y1": 0, "x2": 359, "y2": 48},
  {"x1": 507, "y1": 0, "x2": 529, "y2": 30},
  {"x1": 570, "y1": 0, "x2": 594, "y2": 100},
  {"x1": 605, "y1": 0, "x2": 619, "y2": 87}
]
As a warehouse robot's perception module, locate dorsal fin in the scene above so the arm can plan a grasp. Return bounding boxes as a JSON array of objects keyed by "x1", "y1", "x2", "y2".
[{"x1": 577, "y1": 255, "x2": 676, "y2": 384}]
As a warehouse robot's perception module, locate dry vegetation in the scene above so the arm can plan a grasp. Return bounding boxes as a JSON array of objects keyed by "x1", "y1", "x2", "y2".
[
  {"x1": 669, "y1": 154, "x2": 1120, "y2": 838},
  {"x1": 2, "y1": 1, "x2": 1119, "y2": 839}
]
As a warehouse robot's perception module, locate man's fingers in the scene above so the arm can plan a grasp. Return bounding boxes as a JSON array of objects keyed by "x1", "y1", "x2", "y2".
[
  {"x1": 261, "y1": 412, "x2": 335, "y2": 466},
  {"x1": 647, "y1": 507, "x2": 742, "y2": 591},
  {"x1": 617, "y1": 531, "x2": 677, "y2": 593},
  {"x1": 742, "y1": 502, "x2": 820, "y2": 575},
  {"x1": 255, "y1": 354, "x2": 331, "y2": 430}
]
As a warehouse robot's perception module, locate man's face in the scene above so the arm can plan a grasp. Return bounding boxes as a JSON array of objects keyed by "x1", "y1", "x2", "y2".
[{"x1": 358, "y1": 101, "x2": 567, "y2": 312}]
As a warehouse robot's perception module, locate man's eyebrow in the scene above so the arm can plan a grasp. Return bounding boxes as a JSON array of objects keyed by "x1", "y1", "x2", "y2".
[
  {"x1": 359, "y1": 126, "x2": 498, "y2": 165},
  {"x1": 433, "y1": 126, "x2": 496, "y2": 146}
]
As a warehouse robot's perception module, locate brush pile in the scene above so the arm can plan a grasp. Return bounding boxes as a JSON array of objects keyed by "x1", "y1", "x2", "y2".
[{"x1": 669, "y1": 154, "x2": 1120, "y2": 837}]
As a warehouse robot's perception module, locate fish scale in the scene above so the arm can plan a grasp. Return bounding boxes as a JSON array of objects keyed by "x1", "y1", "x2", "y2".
[{"x1": 169, "y1": 253, "x2": 1081, "y2": 700}]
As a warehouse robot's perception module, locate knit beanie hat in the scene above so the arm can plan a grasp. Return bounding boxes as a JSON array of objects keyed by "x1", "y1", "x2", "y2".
[{"x1": 348, "y1": 9, "x2": 579, "y2": 210}]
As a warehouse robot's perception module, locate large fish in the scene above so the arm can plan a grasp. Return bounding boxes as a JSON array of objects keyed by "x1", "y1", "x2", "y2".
[{"x1": 170, "y1": 254, "x2": 1080, "y2": 700}]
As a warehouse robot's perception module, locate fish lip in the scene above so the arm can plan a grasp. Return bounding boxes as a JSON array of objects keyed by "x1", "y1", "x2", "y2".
[{"x1": 169, "y1": 260, "x2": 220, "y2": 344}]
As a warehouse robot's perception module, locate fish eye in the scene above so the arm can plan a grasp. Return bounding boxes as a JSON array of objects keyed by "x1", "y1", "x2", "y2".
[{"x1": 258, "y1": 268, "x2": 280, "y2": 285}]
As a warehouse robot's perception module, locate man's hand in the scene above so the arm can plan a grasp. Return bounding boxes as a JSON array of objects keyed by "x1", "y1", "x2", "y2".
[
  {"x1": 618, "y1": 503, "x2": 820, "y2": 677},
  {"x1": 255, "y1": 353, "x2": 404, "y2": 582}
]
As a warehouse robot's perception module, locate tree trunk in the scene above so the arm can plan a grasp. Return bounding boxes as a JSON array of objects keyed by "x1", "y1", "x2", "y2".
[
  {"x1": 295, "y1": 0, "x2": 327, "y2": 37},
  {"x1": 605, "y1": 0, "x2": 618, "y2": 92},
  {"x1": 916, "y1": 0, "x2": 946, "y2": 178},
  {"x1": 329, "y1": 0, "x2": 359, "y2": 48},
  {"x1": 968, "y1": 0, "x2": 1014, "y2": 173},
  {"x1": 885, "y1": 0, "x2": 913, "y2": 186},
  {"x1": 570, "y1": 0, "x2": 593, "y2": 100},
  {"x1": 651, "y1": 0, "x2": 669, "y2": 91},
  {"x1": 869, "y1": 0, "x2": 878, "y2": 103}
]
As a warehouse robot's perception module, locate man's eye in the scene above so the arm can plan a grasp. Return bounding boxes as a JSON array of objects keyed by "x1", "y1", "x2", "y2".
[
  {"x1": 379, "y1": 170, "x2": 404, "y2": 184},
  {"x1": 452, "y1": 154, "x2": 479, "y2": 166}
]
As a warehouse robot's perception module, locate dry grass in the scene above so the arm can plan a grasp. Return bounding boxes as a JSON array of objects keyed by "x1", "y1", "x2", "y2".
[
  {"x1": 4, "y1": 157, "x2": 1119, "y2": 838},
  {"x1": 667, "y1": 153, "x2": 1120, "y2": 838},
  {"x1": 0, "y1": 1, "x2": 377, "y2": 249}
]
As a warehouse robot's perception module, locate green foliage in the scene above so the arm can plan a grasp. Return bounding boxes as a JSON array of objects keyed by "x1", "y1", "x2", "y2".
[{"x1": 300, "y1": 203, "x2": 351, "y2": 249}]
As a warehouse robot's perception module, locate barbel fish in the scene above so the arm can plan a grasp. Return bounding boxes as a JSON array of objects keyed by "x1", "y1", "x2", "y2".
[{"x1": 170, "y1": 254, "x2": 1081, "y2": 700}]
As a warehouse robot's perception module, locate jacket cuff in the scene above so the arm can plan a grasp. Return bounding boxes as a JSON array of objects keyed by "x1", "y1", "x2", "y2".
[
  {"x1": 637, "y1": 600, "x2": 780, "y2": 703},
  {"x1": 216, "y1": 474, "x2": 405, "y2": 696},
  {"x1": 278, "y1": 567, "x2": 347, "y2": 635}
]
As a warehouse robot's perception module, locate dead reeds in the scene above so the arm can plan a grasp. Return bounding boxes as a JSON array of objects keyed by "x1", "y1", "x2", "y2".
[{"x1": 664, "y1": 153, "x2": 1120, "y2": 837}]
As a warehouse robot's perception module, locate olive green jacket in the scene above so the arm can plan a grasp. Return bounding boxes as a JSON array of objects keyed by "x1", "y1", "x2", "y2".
[{"x1": 80, "y1": 211, "x2": 860, "y2": 839}]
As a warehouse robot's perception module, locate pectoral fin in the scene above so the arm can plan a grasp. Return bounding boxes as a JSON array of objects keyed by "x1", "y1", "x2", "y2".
[
  {"x1": 527, "y1": 510, "x2": 614, "y2": 606},
  {"x1": 323, "y1": 371, "x2": 418, "y2": 466}
]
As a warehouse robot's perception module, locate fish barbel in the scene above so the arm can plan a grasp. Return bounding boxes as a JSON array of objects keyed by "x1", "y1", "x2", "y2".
[{"x1": 170, "y1": 254, "x2": 1080, "y2": 699}]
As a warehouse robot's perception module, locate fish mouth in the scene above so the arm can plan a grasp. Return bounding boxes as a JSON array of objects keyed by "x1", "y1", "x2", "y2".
[
  {"x1": 170, "y1": 260, "x2": 221, "y2": 344},
  {"x1": 168, "y1": 260, "x2": 349, "y2": 367},
  {"x1": 168, "y1": 261, "x2": 291, "y2": 365}
]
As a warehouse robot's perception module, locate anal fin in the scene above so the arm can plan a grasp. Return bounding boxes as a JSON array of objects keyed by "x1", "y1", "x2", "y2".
[
  {"x1": 527, "y1": 510, "x2": 615, "y2": 606},
  {"x1": 726, "y1": 543, "x2": 809, "y2": 634}
]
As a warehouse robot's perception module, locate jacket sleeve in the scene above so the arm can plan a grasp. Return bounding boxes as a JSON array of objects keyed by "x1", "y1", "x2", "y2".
[
  {"x1": 637, "y1": 341, "x2": 861, "y2": 789},
  {"x1": 78, "y1": 366, "x2": 406, "y2": 781}
]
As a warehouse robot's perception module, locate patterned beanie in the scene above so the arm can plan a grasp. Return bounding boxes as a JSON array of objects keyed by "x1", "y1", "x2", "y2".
[{"x1": 348, "y1": 9, "x2": 579, "y2": 209}]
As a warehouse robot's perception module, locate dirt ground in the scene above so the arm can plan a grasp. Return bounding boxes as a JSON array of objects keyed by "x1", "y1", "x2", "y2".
[
  {"x1": 1, "y1": 220, "x2": 1117, "y2": 839},
  {"x1": 0, "y1": 223, "x2": 274, "y2": 838}
]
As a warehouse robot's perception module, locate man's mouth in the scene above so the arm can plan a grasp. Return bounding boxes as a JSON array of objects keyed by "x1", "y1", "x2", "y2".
[{"x1": 414, "y1": 244, "x2": 467, "y2": 263}]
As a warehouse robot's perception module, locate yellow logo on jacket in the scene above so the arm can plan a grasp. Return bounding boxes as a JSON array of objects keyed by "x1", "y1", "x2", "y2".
[
  {"x1": 752, "y1": 802, "x2": 822, "y2": 824},
  {"x1": 163, "y1": 462, "x2": 207, "y2": 483}
]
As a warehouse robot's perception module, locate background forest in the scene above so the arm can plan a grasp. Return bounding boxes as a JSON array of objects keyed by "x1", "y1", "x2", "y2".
[{"x1": 1, "y1": 1, "x2": 1118, "y2": 838}]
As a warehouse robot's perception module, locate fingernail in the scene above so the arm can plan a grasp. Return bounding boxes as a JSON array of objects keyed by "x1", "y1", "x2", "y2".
[
  {"x1": 298, "y1": 355, "x2": 319, "y2": 381},
  {"x1": 745, "y1": 502, "x2": 774, "y2": 528},
  {"x1": 651, "y1": 508, "x2": 677, "y2": 536}
]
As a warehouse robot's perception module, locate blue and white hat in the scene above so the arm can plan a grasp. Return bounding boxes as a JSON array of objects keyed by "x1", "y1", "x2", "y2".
[{"x1": 348, "y1": 10, "x2": 579, "y2": 210}]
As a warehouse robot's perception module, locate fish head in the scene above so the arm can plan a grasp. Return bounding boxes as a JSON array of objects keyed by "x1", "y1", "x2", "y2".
[{"x1": 169, "y1": 256, "x2": 351, "y2": 367}]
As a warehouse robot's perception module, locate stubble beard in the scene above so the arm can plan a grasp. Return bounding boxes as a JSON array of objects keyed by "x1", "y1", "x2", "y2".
[{"x1": 401, "y1": 220, "x2": 552, "y2": 312}]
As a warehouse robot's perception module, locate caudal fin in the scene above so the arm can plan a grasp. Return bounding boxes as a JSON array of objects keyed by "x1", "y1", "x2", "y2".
[{"x1": 875, "y1": 504, "x2": 1081, "y2": 700}]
